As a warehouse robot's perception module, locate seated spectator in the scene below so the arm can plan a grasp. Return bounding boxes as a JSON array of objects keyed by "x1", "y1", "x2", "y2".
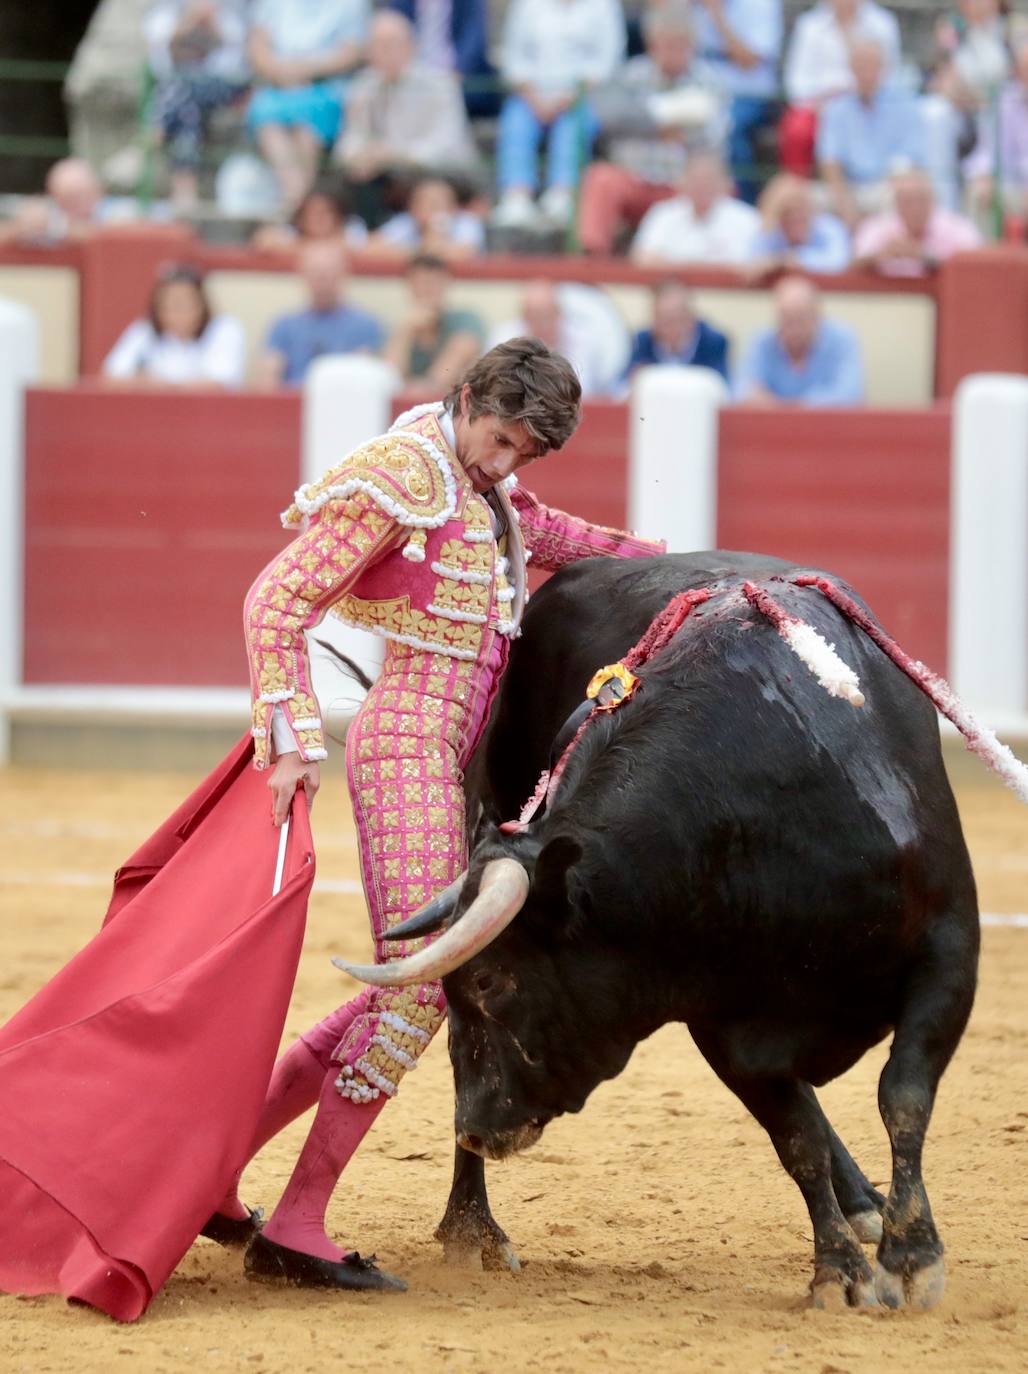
[
  {"x1": 247, "y1": 0, "x2": 370, "y2": 210},
  {"x1": 735, "y1": 276, "x2": 864, "y2": 406},
  {"x1": 965, "y1": 38, "x2": 1028, "y2": 225},
  {"x1": 145, "y1": 1, "x2": 250, "y2": 214},
  {"x1": 101, "y1": 264, "x2": 246, "y2": 388},
  {"x1": 744, "y1": 173, "x2": 851, "y2": 280},
  {"x1": 365, "y1": 176, "x2": 485, "y2": 261},
  {"x1": 488, "y1": 279, "x2": 611, "y2": 396},
  {"x1": 254, "y1": 239, "x2": 384, "y2": 386},
  {"x1": 383, "y1": 253, "x2": 484, "y2": 394},
  {"x1": 853, "y1": 168, "x2": 981, "y2": 275},
  {"x1": 0, "y1": 158, "x2": 114, "y2": 245},
  {"x1": 492, "y1": 0, "x2": 627, "y2": 231},
  {"x1": 689, "y1": 0, "x2": 784, "y2": 201},
  {"x1": 334, "y1": 10, "x2": 479, "y2": 229},
  {"x1": 625, "y1": 281, "x2": 730, "y2": 381},
  {"x1": 579, "y1": 2, "x2": 728, "y2": 255},
  {"x1": 817, "y1": 40, "x2": 927, "y2": 227},
  {"x1": 384, "y1": 0, "x2": 498, "y2": 117},
  {"x1": 630, "y1": 150, "x2": 761, "y2": 266},
  {"x1": 780, "y1": 0, "x2": 902, "y2": 178},
  {"x1": 250, "y1": 179, "x2": 369, "y2": 252}
]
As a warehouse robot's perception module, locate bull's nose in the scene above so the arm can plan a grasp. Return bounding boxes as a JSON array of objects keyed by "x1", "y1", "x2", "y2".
[{"x1": 457, "y1": 1131, "x2": 486, "y2": 1156}]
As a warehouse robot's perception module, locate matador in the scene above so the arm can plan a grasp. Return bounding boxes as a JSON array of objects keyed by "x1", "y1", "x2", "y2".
[{"x1": 209, "y1": 339, "x2": 664, "y2": 1290}]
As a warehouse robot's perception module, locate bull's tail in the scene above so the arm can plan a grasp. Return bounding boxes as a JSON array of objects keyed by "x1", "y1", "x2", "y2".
[{"x1": 790, "y1": 574, "x2": 1028, "y2": 807}]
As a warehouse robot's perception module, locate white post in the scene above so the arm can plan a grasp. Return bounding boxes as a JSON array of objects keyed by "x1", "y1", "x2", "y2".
[
  {"x1": 628, "y1": 366, "x2": 727, "y2": 552},
  {"x1": 302, "y1": 353, "x2": 398, "y2": 485},
  {"x1": 301, "y1": 354, "x2": 400, "y2": 728},
  {"x1": 0, "y1": 300, "x2": 40, "y2": 764},
  {"x1": 950, "y1": 373, "x2": 1028, "y2": 724}
]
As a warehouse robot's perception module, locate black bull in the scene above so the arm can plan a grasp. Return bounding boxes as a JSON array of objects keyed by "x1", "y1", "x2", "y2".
[{"x1": 392, "y1": 552, "x2": 981, "y2": 1309}]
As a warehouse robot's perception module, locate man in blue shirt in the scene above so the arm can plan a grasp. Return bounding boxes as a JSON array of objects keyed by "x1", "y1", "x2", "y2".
[
  {"x1": 256, "y1": 239, "x2": 385, "y2": 385},
  {"x1": 625, "y1": 280, "x2": 729, "y2": 382},
  {"x1": 735, "y1": 275, "x2": 864, "y2": 406},
  {"x1": 817, "y1": 39, "x2": 926, "y2": 228}
]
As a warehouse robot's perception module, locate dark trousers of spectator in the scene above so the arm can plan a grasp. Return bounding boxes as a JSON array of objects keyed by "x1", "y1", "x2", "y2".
[
  {"x1": 728, "y1": 96, "x2": 779, "y2": 203},
  {"x1": 154, "y1": 73, "x2": 246, "y2": 169}
]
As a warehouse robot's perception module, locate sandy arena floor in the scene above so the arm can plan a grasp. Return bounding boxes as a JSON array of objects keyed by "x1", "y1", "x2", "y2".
[{"x1": 0, "y1": 758, "x2": 1025, "y2": 1374}]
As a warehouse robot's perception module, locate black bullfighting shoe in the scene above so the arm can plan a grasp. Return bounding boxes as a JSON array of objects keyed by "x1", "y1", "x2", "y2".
[
  {"x1": 243, "y1": 1233, "x2": 408, "y2": 1292},
  {"x1": 199, "y1": 1205, "x2": 264, "y2": 1248}
]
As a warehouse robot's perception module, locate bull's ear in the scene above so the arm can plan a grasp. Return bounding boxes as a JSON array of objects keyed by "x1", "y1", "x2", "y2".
[{"x1": 532, "y1": 835, "x2": 584, "y2": 922}]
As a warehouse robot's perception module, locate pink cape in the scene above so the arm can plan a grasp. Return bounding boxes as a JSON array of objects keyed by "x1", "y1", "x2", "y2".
[{"x1": 0, "y1": 735, "x2": 315, "y2": 1321}]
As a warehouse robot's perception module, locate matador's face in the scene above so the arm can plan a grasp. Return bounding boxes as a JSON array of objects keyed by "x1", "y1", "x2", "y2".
[{"x1": 454, "y1": 386, "x2": 544, "y2": 494}]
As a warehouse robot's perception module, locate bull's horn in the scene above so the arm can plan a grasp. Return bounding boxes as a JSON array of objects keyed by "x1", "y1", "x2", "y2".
[
  {"x1": 333, "y1": 858, "x2": 529, "y2": 987},
  {"x1": 381, "y1": 872, "x2": 466, "y2": 942}
]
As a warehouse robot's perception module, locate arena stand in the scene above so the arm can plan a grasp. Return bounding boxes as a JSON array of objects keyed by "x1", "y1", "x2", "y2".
[{"x1": 0, "y1": 234, "x2": 1026, "y2": 766}]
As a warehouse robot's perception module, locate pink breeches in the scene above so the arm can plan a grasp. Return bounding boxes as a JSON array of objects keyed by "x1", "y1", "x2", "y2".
[{"x1": 302, "y1": 632, "x2": 507, "y2": 1102}]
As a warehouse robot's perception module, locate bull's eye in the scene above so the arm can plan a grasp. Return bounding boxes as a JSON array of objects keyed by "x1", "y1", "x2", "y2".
[{"x1": 473, "y1": 971, "x2": 497, "y2": 996}]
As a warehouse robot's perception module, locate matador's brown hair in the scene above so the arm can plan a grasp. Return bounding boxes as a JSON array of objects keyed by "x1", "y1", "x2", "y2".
[{"x1": 445, "y1": 336, "x2": 582, "y2": 455}]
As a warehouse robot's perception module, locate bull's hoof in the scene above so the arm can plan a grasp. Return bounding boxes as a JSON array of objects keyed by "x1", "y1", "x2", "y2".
[
  {"x1": 846, "y1": 1209, "x2": 884, "y2": 1245},
  {"x1": 874, "y1": 1256, "x2": 945, "y2": 1311},
  {"x1": 441, "y1": 1237, "x2": 522, "y2": 1273},
  {"x1": 810, "y1": 1261, "x2": 878, "y2": 1310}
]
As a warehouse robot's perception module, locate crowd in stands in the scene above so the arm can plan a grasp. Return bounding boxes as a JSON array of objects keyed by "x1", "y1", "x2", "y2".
[{"x1": 4, "y1": 0, "x2": 1028, "y2": 410}]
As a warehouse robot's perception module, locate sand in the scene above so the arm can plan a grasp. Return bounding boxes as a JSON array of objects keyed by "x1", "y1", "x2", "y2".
[{"x1": 0, "y1": 759, "x2": 1025, "y2": 1374}]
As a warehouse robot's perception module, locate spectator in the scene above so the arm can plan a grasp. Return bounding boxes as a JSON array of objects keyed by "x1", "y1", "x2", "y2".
[
  {"x1": 744, "y1": 172, "x2": 851, "y2": 280},
  {"x1": 965, "y1": 38, "x2": 1028, "y2": 224},
  {"x1": 250, "y1": 179, "x2": 370, "y2": 252},
  {"x1": 625, "y1": 280, "x2": 730, "y2": 381},
  {"x1": 817, "y1": 40, "x2": 927, "y2": 227},
  {"x1": 101, "y1": 264, "x2": 246, "y2": 388},
  {"x1": 922, "y1": 2, "x2": 1012, "y2": 209},
  {"x1": 334, "y1": 10, "x2": 479, "y2": 228},
  {"x1": 492, "y1": 0, "x2": 627, "y2": 230},
  {"x1": 254, "y1": 239, "x2": 384, "y2": 386},
  {"x1": 780, "y1": 1, "x2": 902, "y2": 177},
  {"x1": 384, "y1": 0, "x2": 498, "y2": 116},
  {"x1": 630, "y1": 150, "x2": 761, "y2": 265},
  {"x1": 735, "y1": 275, "x2": 864, "y2": 406},
  {"x1": 689, "y1": 0, "x2": 783, "y2": 201},
  {"x1": 247, "y1": 0, "x2": 370, "y2": 210},
  {"x1": 853, "y1": 168, "x2": 982, "y2": 275},
  {"x1": 579, "y1": 2, "x2": 728, "y2": 255},
  {"x1": 145, "y1": 1, "x2": 250, "y2": 214},
  {"x1": 0, "y1": 158, "x2": 113, "y2": 245},
  {"x1": 488, "y1": 280, "x2": 610, "y2": 396},
  {"x1": 383, "y1": 253, "x2": 484, "y2": 394},
  {"x1": 366, "y1": 176, "x2": 486, "y2": 260}
]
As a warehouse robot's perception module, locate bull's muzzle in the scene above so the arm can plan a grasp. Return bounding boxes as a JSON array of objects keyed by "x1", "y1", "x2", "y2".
[{"x1": 457, "y1": 1119, "x2": 545, "y2": 1161}]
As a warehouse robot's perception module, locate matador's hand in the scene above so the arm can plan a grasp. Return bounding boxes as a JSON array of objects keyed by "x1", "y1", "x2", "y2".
[{"x1": 269, "y1": 751, "x2": 320, "y2": 827}]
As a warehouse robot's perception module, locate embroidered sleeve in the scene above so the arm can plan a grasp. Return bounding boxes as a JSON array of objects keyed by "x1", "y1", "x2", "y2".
[
  {"x1": 245, "y1": 490, "x2": 405, "y2": 768},
  {"x1": 511, "y1": 483, "x2": 666, "y2": 572},
  {"x1": 245, "y1": 435, "x2": 461, "y2": 768}
]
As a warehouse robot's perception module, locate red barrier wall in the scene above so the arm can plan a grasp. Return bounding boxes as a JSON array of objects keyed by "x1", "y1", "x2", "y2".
[
  {"x1": 21, "y1": 389, "x2": 950, "y2": 688},
  {"x1": 23, "y1": 386, "x2": 300, "y2": 686},
  {"x1": 935, "y1": 247, "x2": 1028, "y2": 396},
  {"x1": 717, "y1": 407, "x2": 951, "y2": 670}
]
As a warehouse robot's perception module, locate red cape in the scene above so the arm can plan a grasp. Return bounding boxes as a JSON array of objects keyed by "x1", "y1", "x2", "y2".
[{"x1": 0, "y1": 735, "x2": 314, "y2": 1321}]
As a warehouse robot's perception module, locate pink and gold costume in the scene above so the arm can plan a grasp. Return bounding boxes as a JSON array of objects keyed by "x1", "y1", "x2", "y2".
[{"x1": 245, "y1": 403, "x2": 663, "y2": 1107}]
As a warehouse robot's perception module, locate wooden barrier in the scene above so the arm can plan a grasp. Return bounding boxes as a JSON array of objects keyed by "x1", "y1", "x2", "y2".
[{"x1": 20, "y1": 385, "x2": 953, "y2": 689}]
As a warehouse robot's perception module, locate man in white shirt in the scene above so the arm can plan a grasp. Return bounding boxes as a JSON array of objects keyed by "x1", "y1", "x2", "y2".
[
  {"x1": 488, "y1": 280, "x2": 610, "y2": 397},
  {"x1": 780, "y1": 0, "x2": 901, "y2": 176},
  {"x1": 630, "y1": 150, "x2": 761, "y2": 266}
]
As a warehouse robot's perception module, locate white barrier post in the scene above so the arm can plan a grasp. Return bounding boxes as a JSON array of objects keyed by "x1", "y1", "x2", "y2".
[
  {"x1": 628, "y1": 366, "x2": 727, "y2": 551},
  {"x1": 950, "y1": 373, "x2": 1028, "y2": 726},
  {"x1": 0, "y1": 300, "x2": 40, "y2": 765},
  {"x1": 301, "y1": 354, "x2": 400, "y2": 729}
]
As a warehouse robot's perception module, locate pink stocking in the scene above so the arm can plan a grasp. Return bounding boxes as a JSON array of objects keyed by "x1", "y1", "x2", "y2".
[{"x1": 261, "y1": 1068, "x2": 387, "y2": 1261}]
